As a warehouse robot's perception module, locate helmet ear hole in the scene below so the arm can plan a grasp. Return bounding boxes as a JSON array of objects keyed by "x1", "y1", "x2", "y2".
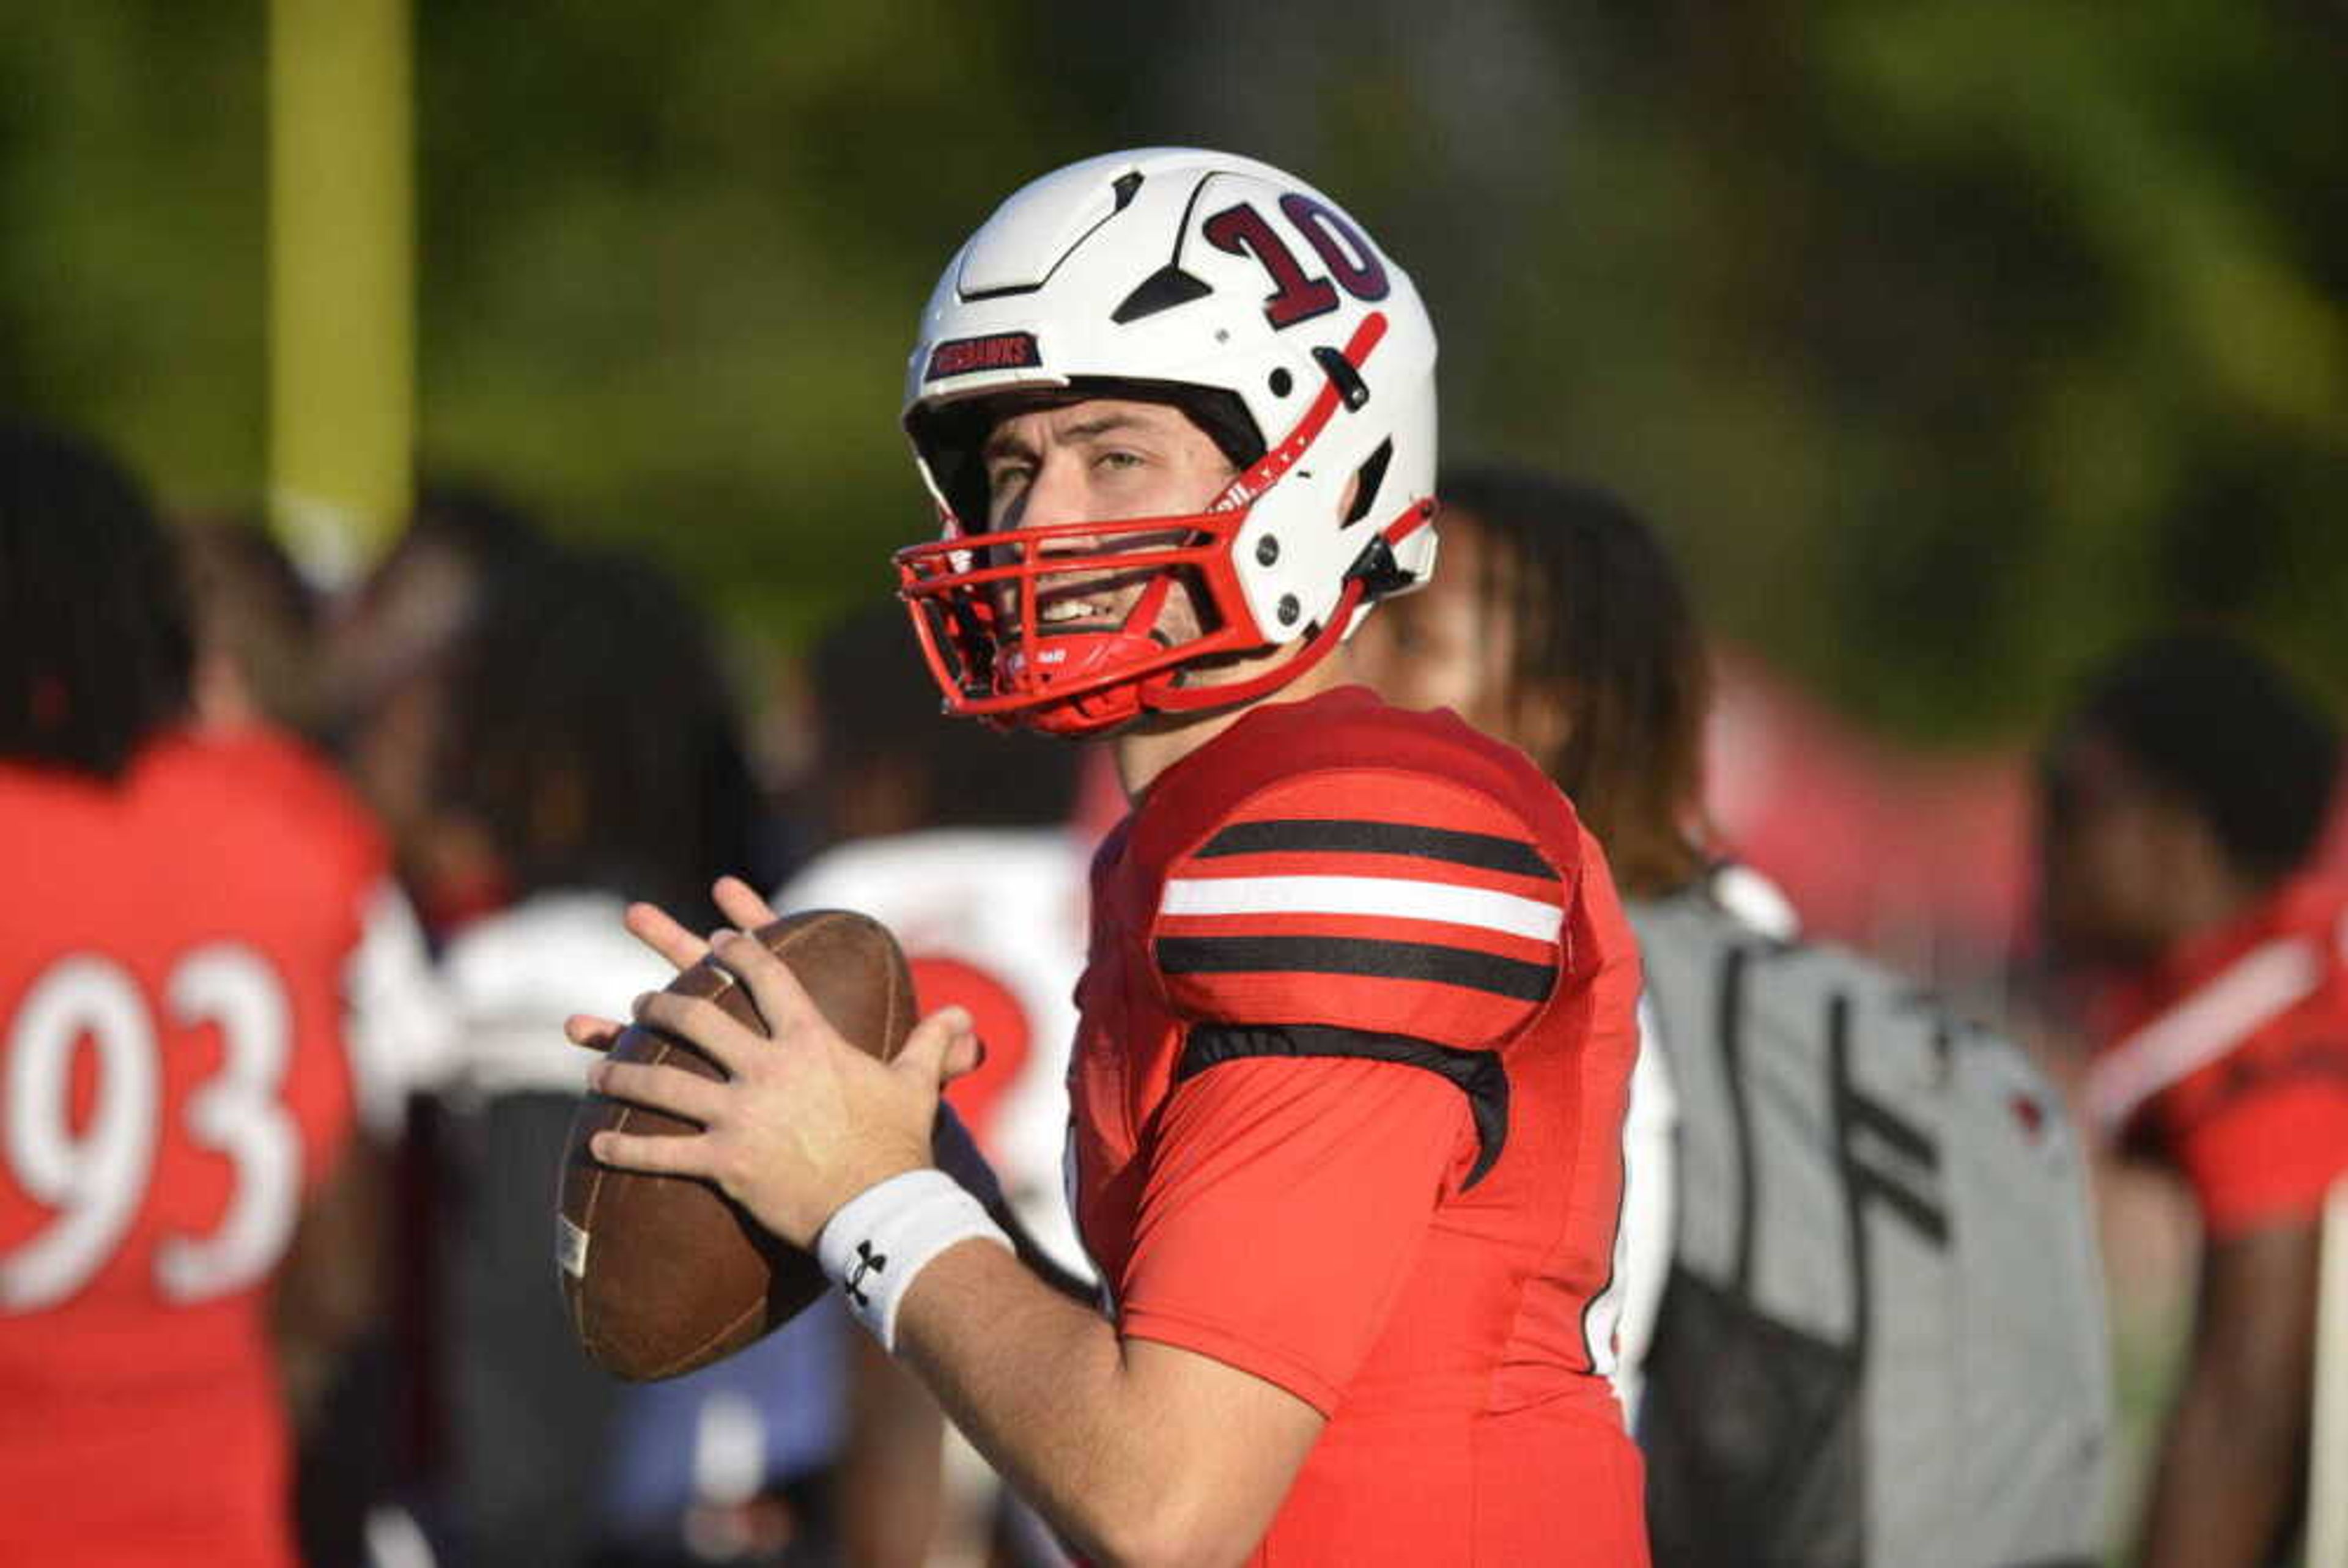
[
  {"x1": 1344, "y1": 439, "x2": 1394, "y2": 526},
  {"x1": 908, "y1": 399, "x2": 1000, "y2": 532}
]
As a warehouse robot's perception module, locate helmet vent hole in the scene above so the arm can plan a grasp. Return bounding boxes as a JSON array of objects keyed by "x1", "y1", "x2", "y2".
[
  {"x1": 1268, "y1": 368, "x2": 1293, "y2": 398},
  {"x1": 1110, "y1": 265, "x2": 1214, "y2": 326},
  {"x1": 1343, "y1": 440, "x2": 1394, "y2": 525}
]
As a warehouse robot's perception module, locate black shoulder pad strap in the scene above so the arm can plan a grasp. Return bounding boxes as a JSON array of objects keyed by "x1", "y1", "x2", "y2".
[{"x1": 1175, "y1": 1023, "x2": 1512, "y2": 1190}]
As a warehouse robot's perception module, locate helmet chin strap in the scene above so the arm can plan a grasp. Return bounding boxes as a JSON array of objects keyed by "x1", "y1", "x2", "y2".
[
  {"x1": 1013, "y1": 494, "x2": 1425, "y2": 737},
  {"x1": 1140, "y1": 495, "x2": 1427, "y2": 718},
  {"x1": 1140, "y1": 576, "x2": 1364, "y2": 716}
]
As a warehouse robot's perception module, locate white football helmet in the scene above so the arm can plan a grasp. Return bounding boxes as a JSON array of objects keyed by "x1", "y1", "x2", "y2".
[{"x1": 895, "y1": 147, "x2": 1439, "y2": 737}]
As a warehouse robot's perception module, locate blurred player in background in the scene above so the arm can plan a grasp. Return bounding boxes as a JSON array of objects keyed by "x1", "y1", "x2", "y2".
[
  {"x1": 375, "y1": 532, "x2": 772, "y2": 1568},
  {"x1": 0, "y1": 423, "x2": 418, "y2": 1567},
  {"x1": 1354, "y1": 465, "x2": 2110, "y2": 1566},
  {"x1": 181, "y1": 509, "x2": 457, "y2": 1567},
  {"x1": 2044, "y1": 633, "x2": 2348, "y2": 1566},
  {"x1": 180, "y1": 515, "x2": 336, "y2": 742},
  {"x1": 576, "y1": 147, "x2": 1650, "y2": 1563},
  {"x1": 1349, "y1": 468, "x2": 1691, "y2": 1422},
  {"x1": 328, "y1": 483, "x2": 561, "y2": 937},
  {"x1": 783, "y1": 601, "x2": 1091, "y2": 1568},
  {"x1": 784, "y1": 602, "x2": 1091, "y2": 1289}
]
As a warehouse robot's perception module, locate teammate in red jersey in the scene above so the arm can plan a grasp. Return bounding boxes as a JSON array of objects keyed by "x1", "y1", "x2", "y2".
[
  {"x1": 0, "y1": 425, "x2": 404, "y2": 1567},
  {"x1": 2044, "y1": 632, "x2": 2348, "y2": 1566},
  {"x1": 574, "y1": 149, "x2": 1650, "y2": 1564}
]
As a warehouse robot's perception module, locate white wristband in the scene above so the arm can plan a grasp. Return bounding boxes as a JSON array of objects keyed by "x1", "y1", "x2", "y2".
[{"x1": 815, "y1": 1169, "x2": 1011, "y2": 1350}]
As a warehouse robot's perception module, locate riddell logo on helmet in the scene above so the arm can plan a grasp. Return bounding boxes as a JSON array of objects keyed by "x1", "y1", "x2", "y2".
[{"x1": 926, "y1": 332, "x2": 1042, "y2": 380}]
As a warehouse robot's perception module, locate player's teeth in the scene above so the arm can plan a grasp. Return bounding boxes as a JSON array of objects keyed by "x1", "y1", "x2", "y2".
[{"x1": 1042, "y1": 602, "x2": 1098, "y2": 624}]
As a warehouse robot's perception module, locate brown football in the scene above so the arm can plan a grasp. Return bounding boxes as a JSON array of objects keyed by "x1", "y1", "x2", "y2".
[{"x1": 557, "y1": 908, "x2": 915, "y2": 1381}]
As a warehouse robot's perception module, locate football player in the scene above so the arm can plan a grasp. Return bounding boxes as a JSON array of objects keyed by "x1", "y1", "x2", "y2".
[
  {"x1": 0, "y1": 424, "x2": 426, "y2": 1567},
  {"x1": 1348, "y1": 468, "x2": 1705, "y2": 1427},
  {"x1": 1351, "y1": 465, "x2": 2111, "y2": 1565},
  {"x1": 574, "y1": 149, "x2": 1650, "y2": 1564},
  {"x1": 2044, "y1": 633, "x2": 2348, "y2": 1566}
]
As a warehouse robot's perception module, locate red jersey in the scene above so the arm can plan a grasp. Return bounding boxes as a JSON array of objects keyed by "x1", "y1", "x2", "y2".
[
  {"x1": 1070, "y1": 686, "x2": 1650, "y2": 1564},
  {"x1": 2085, "y1": 874, "x2": 2348, "y2": 1239},
  {"x1": 0, "y1": 730, "x2": 387, "y2": 1568}
]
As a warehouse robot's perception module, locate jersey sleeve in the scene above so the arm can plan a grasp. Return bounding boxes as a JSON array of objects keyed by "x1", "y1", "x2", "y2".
[
  {"x1": 2162, "y1": 1027, "x2": 2348, "y2": 1239},
  {"x1": 1148, "y1": 767, "x2": 1575, "y2": 1051},
  {"x1": 1114, "y1": 1053, "x2": 1469, "y2": 1413}
]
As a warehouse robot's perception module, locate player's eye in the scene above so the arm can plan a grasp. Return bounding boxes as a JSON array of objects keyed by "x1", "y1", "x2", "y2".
[{"x1": 1095, "y1": 449, "x2": 1146, "y2": 473}]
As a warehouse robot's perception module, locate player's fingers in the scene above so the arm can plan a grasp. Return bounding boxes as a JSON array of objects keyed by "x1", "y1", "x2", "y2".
[
  {"x1": 941, "y1": 1029, "x2": 986, "y2": 1084},
  {"x1": 588, "y1": 1127, "x2": 714, "y2": 1178},
  {"x1": 707, "y1": 929, "x2": 824, "y2": 1040},
  {"x1": 624, "y1": 900, "x2": 711, "y2": 973},
  {"x1": 588, "y1": 1058, "x2": 728, "y2": 1127},
  {"x1": 564, "y1": 1014, "x2": 626, "y2": 1054},
  {"x1": 712, "y1": 875, "x2": 781, "y2": 932},
  {"x1": 632, "y1": 991, "x2": 758, "y2": 1077},
  {"x1": 894, "y1": 1006, "x2": 976, "y2": 1092}
]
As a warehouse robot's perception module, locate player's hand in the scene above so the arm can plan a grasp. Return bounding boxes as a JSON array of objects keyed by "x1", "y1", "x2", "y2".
[
  {"x1": 561, "y1": 875, "x2": 778, "y2": 1054},
  {"x1": 575, "y1": 882, "x2": 983, "y2": 1250}
]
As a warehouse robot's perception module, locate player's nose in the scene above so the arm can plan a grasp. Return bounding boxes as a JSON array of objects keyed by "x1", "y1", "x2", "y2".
[{"x1": 1013, "y1": 456, "x2": 1106, "y2": 553}]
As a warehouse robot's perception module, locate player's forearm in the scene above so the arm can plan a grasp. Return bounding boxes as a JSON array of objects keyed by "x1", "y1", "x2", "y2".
[
  {"x1": 2135, "y1": 1221, "x2": 2324, "y2": 1566},
  {"x1": 893, "y1": 1240, "x2": 1258, "y2": 1568},
  {"x1": 2133, "y1": 1363, "x2": 2302, "y2": 1567}
]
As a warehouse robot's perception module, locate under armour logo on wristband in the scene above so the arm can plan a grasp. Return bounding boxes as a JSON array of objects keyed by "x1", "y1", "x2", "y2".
[
  {"x1": 845, "y1": 1240, "x2": 889, "y2": 1308},
  {"x1": 816, "y1": 1170, "x2": 1011, "y2": 1350}
]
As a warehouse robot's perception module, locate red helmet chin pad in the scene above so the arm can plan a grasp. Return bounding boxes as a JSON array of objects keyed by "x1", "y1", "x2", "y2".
[{"x1": 996, "y1": 628, "x2": 1158, "y2": 737}]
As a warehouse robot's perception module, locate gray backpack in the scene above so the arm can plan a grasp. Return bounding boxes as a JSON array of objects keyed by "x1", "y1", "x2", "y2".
[{"x1": 1631, "y1": 882, "x2": 2110, "y2": 1568}]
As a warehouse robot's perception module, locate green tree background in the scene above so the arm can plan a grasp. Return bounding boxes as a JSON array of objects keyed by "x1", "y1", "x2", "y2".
[{"x1": 6, "y1": 0, "x2": 2344, "y2": 743}]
